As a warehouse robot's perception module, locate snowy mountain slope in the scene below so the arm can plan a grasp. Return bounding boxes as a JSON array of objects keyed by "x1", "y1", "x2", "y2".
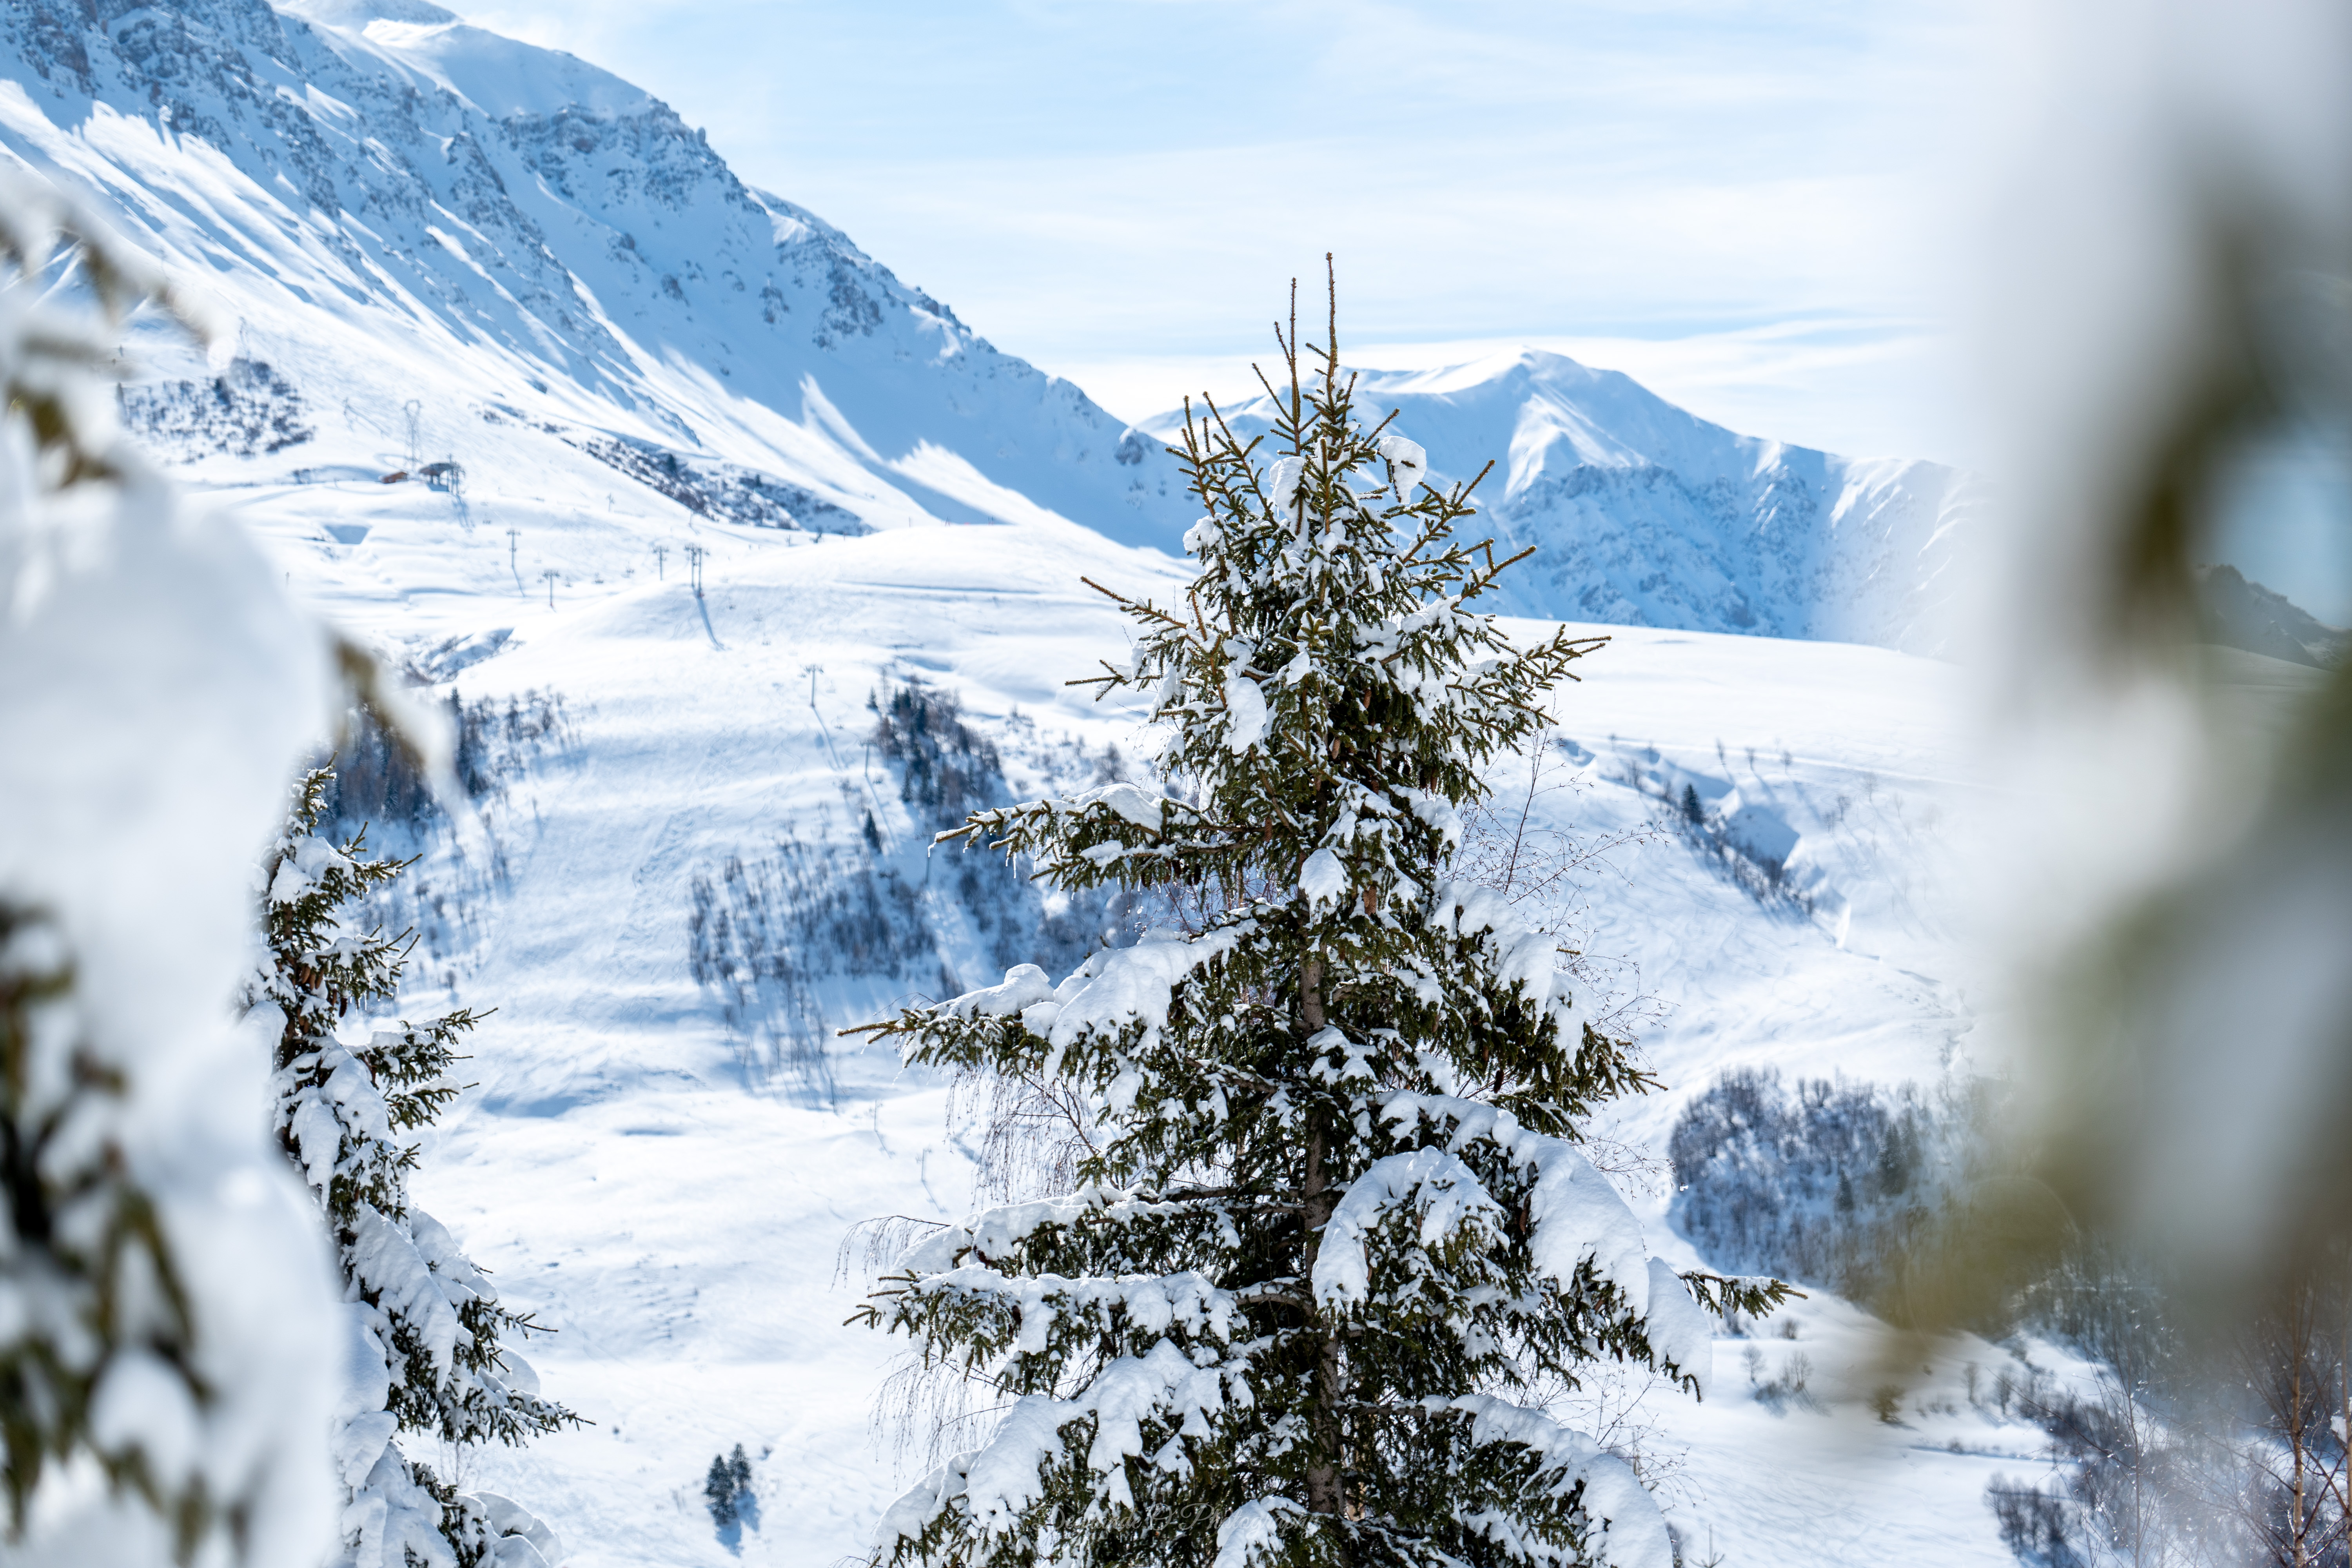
[
  {"x1": 217, "y1": 452, "x2": 2026, "y2": 1566},
  {"x1": 0, "y1": 0, "x2": 1985, "y2": 652},
  {"x1": 0, "y1": 0, "x2": 1191, "y2": 543},
  {"x1": 191, "y1": 371, "x2": 2024, "y2": 1561},
  {"x1": 2196, "y1": 561, "x2": 2350, "y2": 668},
  {"x1": 1145, "y1": 350, "x2": 1990, "y2": 655}
]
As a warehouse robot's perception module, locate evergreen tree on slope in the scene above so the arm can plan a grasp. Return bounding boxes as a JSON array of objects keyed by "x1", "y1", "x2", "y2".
[
  {"x1": 249, "y1": 769, "x2": 579, "y2": 1568},
  {"x1": 857, "y1": 276, "x2": 1791, "y2": 1568}
]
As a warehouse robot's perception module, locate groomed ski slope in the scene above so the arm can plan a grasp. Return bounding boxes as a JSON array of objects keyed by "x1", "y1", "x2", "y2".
[{"x1": 221, "y1": 460, "x2": 2053, "y2": 1567}]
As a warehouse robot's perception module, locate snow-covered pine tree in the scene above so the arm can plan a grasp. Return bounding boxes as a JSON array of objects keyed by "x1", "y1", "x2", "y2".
[
  {"x1": 703, "y1": 1444, "x2": 755, "y2": 1529},
  {"x1": 704, "y1": 1456, "x2": 738, "y2": 1529},
  {"x1": 855, "y1": 272, "x2": 1791, "y2": 1568},
  {"x1": 250, "y1": 767, "x2": 579, "y2": 1568}
]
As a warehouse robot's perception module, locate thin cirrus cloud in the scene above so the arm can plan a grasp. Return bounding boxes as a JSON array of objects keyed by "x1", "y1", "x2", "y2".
[{"x1": 465, "y1": 0, "x2": 1979, "y2": 461}]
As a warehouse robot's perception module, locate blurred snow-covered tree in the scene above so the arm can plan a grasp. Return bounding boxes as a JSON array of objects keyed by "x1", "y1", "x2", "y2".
[
  {"x1": 853, "y1": 271, "x2": 1788, "y2": 1568},
  {"x1": 1965, "y1": 0, "x2": 2352, "y2": 1369},
  {"x1": 0, "y1": 167, "x2": 346, "y2": 1561}
]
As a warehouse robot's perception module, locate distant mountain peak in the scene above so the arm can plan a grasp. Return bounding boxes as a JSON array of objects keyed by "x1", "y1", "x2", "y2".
[
  {"x1": 2, "y1": 1, "x2": 1971, "y2": 650},
  {"x1": 0, "y1": 0, "x2": 1189, "y2": 543},
  {"x1": 1152, "y1": 346, "x2": 1982, "y2": 653},
  {"x1": 2196, "y1": 563, "x2": 2349, "y2": 668}
]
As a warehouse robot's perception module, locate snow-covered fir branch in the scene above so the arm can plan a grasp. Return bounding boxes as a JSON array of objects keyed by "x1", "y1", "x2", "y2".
[{"x1": 250, "y1": 768, "x2": 583, "y2": 1568}]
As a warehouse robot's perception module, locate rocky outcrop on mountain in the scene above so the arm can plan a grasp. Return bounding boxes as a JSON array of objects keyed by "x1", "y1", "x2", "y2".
[{"x1": 565, "y1": 432, "x2": 867, "y2": 535}]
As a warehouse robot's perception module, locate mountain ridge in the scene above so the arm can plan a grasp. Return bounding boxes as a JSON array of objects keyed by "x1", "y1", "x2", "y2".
[
  {"x1": 2196, "y1": 561, "x2": 2348, "y2": 668},
  {"x1": 0, "y1": 0, "x2": 1192, "y2": 544},
  {"x1": 1145, "y1": 348, "x2": 1987, "y2": 653},
  {"x1": 0, "y1": 0, "x2": 1992, "y2": 654}
]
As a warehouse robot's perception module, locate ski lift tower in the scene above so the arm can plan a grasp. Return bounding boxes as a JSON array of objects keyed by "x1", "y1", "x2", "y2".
[
  {"x1": 402, "y1": 400, "x2": 424, "y2": 471},
  {"x1": 685, "y1": 544, "x2": 706, "y2": 600}
]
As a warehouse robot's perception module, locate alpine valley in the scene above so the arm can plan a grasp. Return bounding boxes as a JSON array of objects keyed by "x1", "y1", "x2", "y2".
[{"x1": 0, "y1": 2, "x2": 2171, "y2": 1566}]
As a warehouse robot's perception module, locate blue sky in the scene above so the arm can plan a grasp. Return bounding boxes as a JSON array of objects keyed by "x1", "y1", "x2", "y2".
[{"x1": 470, "y1": 0, "x2": 1982, "y2": 464}]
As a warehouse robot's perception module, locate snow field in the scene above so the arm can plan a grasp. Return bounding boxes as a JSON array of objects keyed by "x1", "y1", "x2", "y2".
[
  {"x1": 201, "y1": 460, "x2": 2029, "y2": 1564},
  {"x1": 1643, "y1": 1295, "x2": 2049, "y2": 1568}
]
